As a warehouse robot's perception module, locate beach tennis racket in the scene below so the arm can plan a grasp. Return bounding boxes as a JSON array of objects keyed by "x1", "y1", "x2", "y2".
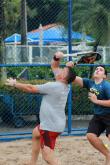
[{"x1": 63, "y1": 51, "x2": 101, "y2": 64}]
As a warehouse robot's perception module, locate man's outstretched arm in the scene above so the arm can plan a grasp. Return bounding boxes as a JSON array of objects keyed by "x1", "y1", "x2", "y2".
[
  {"x1": 5, "y1": 78, "x2": 39, "y2": 93},
  {"x1": 73, "y1": 76, "x2": 84, "y2": 87}
]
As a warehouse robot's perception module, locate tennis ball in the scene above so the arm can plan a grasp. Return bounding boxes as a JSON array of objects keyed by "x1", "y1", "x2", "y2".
[{"x1": 104, "y1": 144, "x2": 109, "y2": 149}]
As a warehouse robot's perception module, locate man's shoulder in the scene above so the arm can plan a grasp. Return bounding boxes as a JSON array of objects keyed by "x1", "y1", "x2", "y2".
[
  {"x1": 43, "y1": 81, "x2": 64, "y2": 87},
  {"x1": 103, "y1": 80, "x2": 110, "y2": 86},
  {"x1": 83, "y1": 78, "x2": 94, "y2": 83}
]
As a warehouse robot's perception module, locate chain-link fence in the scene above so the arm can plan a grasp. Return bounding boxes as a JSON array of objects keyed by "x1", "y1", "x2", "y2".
[
  {"x1": 5, "y1": 45, "x2": 68, "y2": 64},
  {"x1": 0, "y1": 0, "x2": 110, "y2": 140},
  {"x1": 1, "y1": 64, "x2": 110, "y2": 137},
  {"x1": 0, "y1": 65, "x2": 94, "y2": 135}
]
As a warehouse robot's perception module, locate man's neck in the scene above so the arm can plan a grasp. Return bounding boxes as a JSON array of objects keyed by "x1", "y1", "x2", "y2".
[
  {"x1": 94, "y1": 78, "x2": 104, "y2": 84},
  {"x1": 56, "y1": 78, "x2": 67, "y2": 84}
]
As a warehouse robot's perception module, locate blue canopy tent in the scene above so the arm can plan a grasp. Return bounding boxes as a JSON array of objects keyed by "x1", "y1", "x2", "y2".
[
  {"x1": 4, "y1": 33, "x2": 21, "y2": 44},
  {"x1": 27, "y1": 26, "x2": 95, "y2": 45},
  {"x1": 4, "y1": 26, "x2": 95, "y2": 44},
  {"x1": 27, "y1": 26, "x2": 68, "y2": 44},
  {"x1": 4, "y1": 33, "x2": 34, "y2": 44},
  {"x1": 4, "y1": 26, "x2": 95, "y2": 64}
]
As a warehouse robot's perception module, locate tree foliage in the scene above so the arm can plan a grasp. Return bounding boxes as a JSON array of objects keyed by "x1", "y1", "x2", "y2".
[
  {"x1": 26, "y1": 0, "x2": 64, "y2": 30},
  {"x1": 4, "y1": 0, "x2": 20, "y2": 35},
  {"x1": 72, "y1": 0, "x2": 110, "y2": 45},
  {"x1": 2, "y1": 0, "x2": 110, "y2": 46}
]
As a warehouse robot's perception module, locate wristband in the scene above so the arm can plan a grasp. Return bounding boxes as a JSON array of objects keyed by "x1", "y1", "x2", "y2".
[{"x1": 53, "y1": 55, "x2": 60, "y2": 61}]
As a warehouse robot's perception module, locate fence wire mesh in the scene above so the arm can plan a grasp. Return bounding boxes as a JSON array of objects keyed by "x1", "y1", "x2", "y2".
[
  {"x1": 0, "y1": 65, "x2": 52, "y2": 131},
  {"x1": 0, "y1": 65, "x2": 109, "y2": 133}
]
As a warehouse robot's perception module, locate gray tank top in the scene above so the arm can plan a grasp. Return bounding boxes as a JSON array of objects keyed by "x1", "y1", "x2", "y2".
[{"x1": 37, "y1": 81, "x2": 70, "y2": 132}]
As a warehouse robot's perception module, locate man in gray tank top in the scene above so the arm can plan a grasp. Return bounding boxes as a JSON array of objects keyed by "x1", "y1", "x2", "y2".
[{"x1": 5, "y1": 52, "x2": 76, "y2": 165}]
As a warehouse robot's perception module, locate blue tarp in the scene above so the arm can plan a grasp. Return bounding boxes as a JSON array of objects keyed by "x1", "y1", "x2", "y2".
[
  {"x1": 28, "y1": 26, "x2": 95, "y2": 44},
  {"x1": 4, "y1": 33, "x2": 34, "y2": 43},
  {"x1": 4, "y1": 33, "x2": 21, "y2": 43},
  {"x1": 4, "y1": 26, "x2": 95, "y2": 44}
]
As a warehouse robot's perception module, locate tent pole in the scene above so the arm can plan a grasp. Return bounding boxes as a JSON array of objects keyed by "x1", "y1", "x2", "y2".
[{"x1": 39, "y1": 24, "x2": 43, "y2": 63}]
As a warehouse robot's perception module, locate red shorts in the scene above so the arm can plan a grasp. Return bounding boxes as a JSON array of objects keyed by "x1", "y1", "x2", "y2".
[{"x1": 37, "y1": 125, "x2": 61, "y2": 150}]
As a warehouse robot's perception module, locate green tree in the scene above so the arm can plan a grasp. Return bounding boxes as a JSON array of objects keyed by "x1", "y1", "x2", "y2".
[
  {"x1": 0, "y1": 0, "x2": 5, "y2": 63},
  {"x1": 4, "y1": 0, "x2": 20, "y2": 35},
  {"x1": 57, "y1": 0, "x2": 110, "y2": 46},
  {"x1": 73, "y1": 0, "x2": 110, "y2": 46},
  {"x1": 3, "y1": 0, "x2": 66, "y2": 35},
  {"x1": 26, "y1": 0, "x2": 64, "y2": 31},
  {"x1": 0, "y1": 0, "x2": 7, "y2": 83}
]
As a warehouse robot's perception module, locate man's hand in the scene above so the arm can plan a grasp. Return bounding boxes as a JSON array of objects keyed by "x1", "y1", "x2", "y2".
[
  {"x1": 54, "y1": 51, "x2": 64, "y2": 59},
  {"x1": 66, "y1": 61, "x2": 74, "y2": 68},
  {"x1": 88, "y1": 92, "x2": 98, "y2": 104},
  {"x1": 5, "y1": 78, "x2": 16, "y2": 87},
  {"x1": 52, "y1": 51, "x2": 64, "y2": 70}
]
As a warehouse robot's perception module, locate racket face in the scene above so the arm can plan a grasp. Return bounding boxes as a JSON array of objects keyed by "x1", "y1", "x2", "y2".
[
  {"x1": 77, "y1": 52, "x2": 102, "y2": 64},
  {"x1": 63, "y1": 51, "x2": 102, "y2": 64}
]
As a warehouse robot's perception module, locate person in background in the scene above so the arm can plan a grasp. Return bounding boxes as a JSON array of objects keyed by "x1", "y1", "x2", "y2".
[{"x1": 68, "y1": 63, "x2": 110, "y2": 165}]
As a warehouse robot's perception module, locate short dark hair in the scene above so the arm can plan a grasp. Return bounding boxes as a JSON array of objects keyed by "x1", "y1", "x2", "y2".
[
  {"x1": 66, "y1": 67, "x2": 76, "y2": 84},
  {"x1": 96, "y1": 65, "x2": 107, "y2": 76}
]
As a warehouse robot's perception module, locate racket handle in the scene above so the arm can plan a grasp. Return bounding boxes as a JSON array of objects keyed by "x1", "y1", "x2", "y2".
[
  {"x1": 63, "y1": 53, "x2": 77, "y2": 57},
  {"x1": 63, "y1": 51, "x2": 94, "y2": 57}
]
